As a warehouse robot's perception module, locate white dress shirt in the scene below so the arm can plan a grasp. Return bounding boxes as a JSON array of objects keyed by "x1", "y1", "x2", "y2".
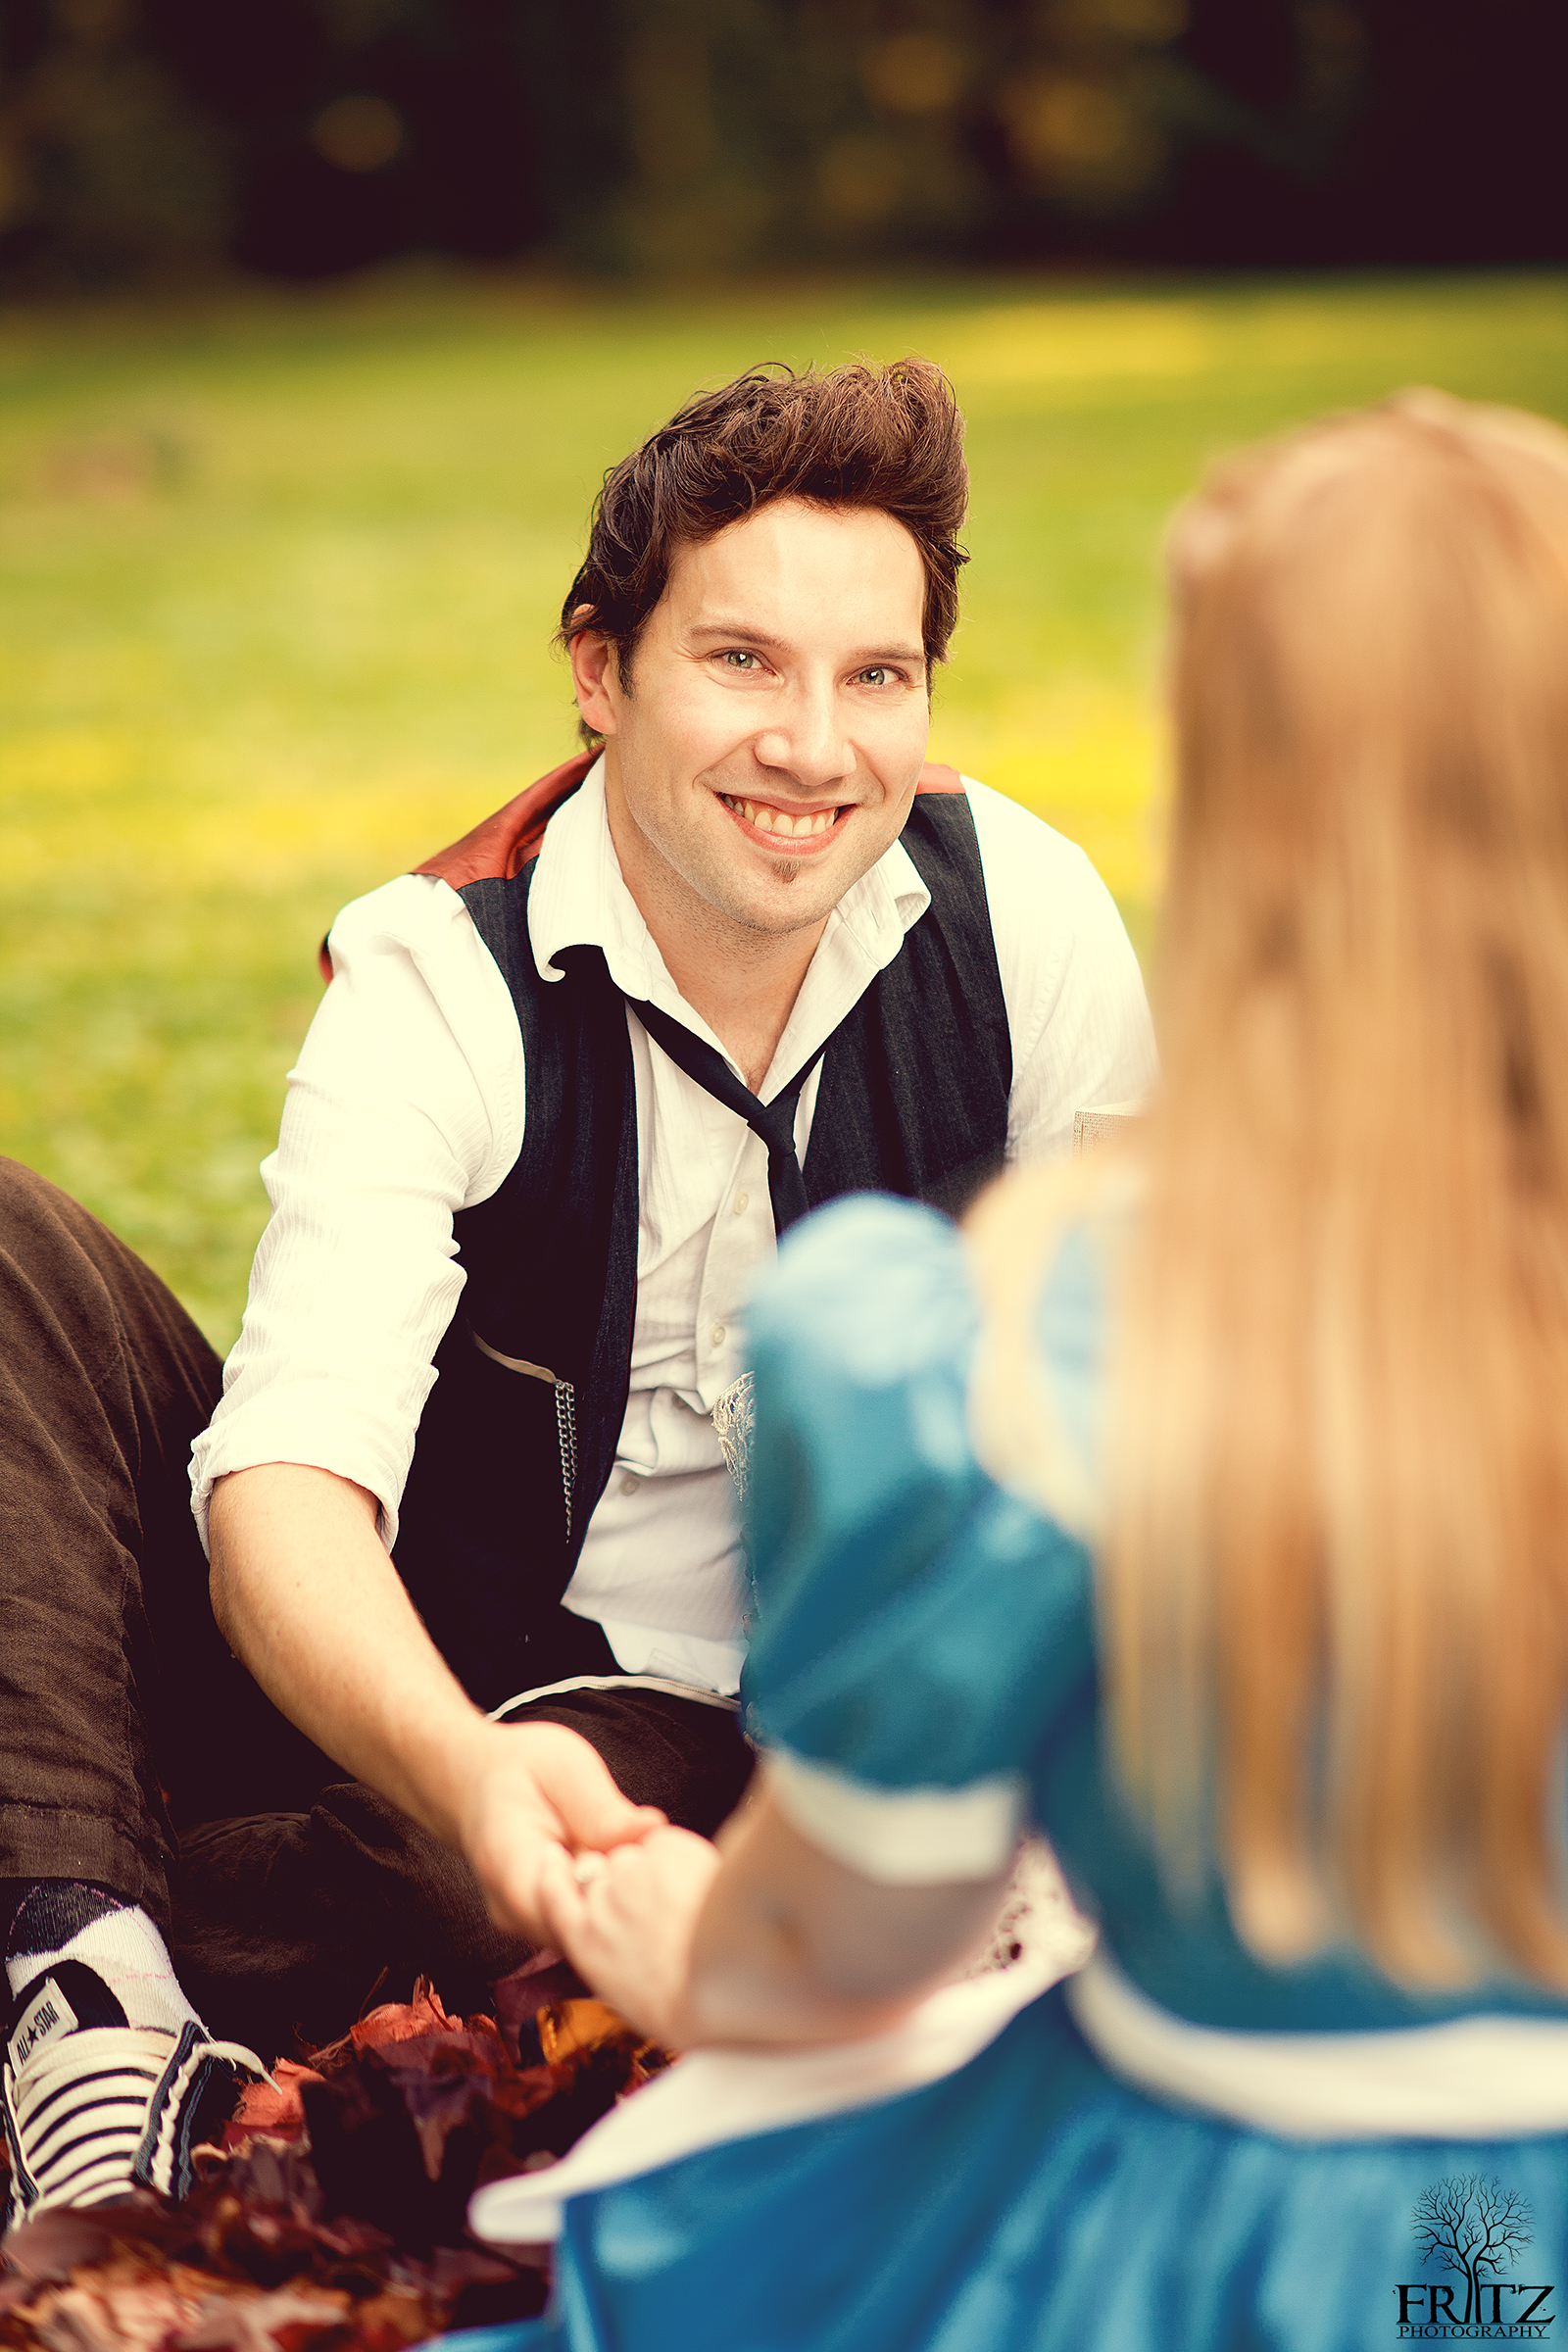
[{"x1": 191, "y1": 760, "x2": 1155, "y2": 1695}]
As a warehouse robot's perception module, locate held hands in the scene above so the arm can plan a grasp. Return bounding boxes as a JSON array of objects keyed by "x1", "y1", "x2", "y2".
[
  {"x1": 457, "y1": 1720, "x2": 666, "y2": 1942},
  {"x1": 537, "y1": 1826, "x2": 722, "y2": 2048},
  {"x1": 451, "y1": 1716, "x2": 719, "y2": 2045}
]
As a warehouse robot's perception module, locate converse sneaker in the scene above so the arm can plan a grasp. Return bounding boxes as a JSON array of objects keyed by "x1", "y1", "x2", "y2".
[{"x1": 2, "y1": 1957, "x2": 269, "y2": 2230}]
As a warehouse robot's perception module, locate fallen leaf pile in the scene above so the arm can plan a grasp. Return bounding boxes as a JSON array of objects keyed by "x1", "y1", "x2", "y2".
[{"x1": 0, "y1": 1955, "x2": 669, "y2": 2352}]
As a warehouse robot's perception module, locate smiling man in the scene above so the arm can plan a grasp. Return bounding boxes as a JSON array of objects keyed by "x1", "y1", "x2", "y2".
[
  {"x1": 198, "y1": 351, "x2": 1153, "y2": 1949},
  {"x1": 0, "y1": 362, "x2": 1153, "y2": 2223}
]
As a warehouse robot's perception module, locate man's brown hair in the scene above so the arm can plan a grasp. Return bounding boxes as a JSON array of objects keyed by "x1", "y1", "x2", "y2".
[{"x1": 559, "y1": 359, "x2": 968, "y2": 740}]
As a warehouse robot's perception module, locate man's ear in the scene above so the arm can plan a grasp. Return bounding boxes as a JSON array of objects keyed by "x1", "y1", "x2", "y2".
[{"x1": 568, "y1": 608, "x2": 621, "y2": 739}]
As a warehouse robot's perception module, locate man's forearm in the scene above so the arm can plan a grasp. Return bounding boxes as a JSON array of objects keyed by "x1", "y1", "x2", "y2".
[
  {"x1": 207, "y1": 1462, "x2": 665, "y2": 1938},
  {"x1": 207, "y1": 1461, "x2": 491, "y2": 1847}
]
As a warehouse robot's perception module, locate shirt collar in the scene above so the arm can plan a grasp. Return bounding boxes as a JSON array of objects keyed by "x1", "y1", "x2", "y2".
[{"x1": 526, "y1": 757, "x2": 932, "y2": 1077}]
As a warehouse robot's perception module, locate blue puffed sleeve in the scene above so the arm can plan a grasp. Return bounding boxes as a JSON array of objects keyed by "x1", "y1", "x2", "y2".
[{"x1": 741, "y1": 1196, "x2": 1098, "y2": 1833}]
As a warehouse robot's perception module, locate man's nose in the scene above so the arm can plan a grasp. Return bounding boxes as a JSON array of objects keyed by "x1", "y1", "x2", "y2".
[{"x1": 753, "y1": 681, "x2": 852, "y2": 789}]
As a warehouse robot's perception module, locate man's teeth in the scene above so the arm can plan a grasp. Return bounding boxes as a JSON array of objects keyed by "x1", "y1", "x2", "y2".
[{"x1": 721, "y1": 796, "x2": 837, "y2": 838}]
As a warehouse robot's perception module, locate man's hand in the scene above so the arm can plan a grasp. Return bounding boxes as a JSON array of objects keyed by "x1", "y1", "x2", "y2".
[
  {"x1": 537, "y1": 1825, "x2": 721, "y2": 2047},
  {"x1": 458, "y1": 1721, "x2": 667, "y2": 1943}
]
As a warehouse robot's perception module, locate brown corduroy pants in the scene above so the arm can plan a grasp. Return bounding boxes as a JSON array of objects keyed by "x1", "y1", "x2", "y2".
[{"x1": 0, "y1": 1160, "x2": 751, "y2": 2058}]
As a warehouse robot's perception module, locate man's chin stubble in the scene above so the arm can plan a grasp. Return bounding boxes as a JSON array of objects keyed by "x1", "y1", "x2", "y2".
[{"x1": 710, "y1": 862, "x2": 844, "y2": 942}]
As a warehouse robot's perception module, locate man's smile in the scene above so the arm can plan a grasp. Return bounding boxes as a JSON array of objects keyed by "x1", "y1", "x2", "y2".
[{"x1": 717, "y1": 792, "x2": 853, "y2": 851}]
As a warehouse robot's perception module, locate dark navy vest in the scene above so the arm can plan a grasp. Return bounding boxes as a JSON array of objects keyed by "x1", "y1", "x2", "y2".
[{"x1": 385, "y1": 756, "x2": 1012, "y2": 1709}]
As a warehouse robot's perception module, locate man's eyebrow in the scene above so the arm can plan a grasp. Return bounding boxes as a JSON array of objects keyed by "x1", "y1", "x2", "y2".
[
  {"x1": 687, "y1": 620, "x2": 927, "y2": 662},
  {"x1": 686, "y1": 621, "x2": 791, "y2": 651}
]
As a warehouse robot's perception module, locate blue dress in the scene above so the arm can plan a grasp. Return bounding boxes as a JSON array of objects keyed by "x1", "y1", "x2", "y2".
[{"x1": 459, "y1": 1197, "x2": 1568, "y2": 2352}]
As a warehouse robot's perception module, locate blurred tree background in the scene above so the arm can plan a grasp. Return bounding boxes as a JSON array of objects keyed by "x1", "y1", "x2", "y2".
[{"x1": 0, "y1": 0, "x2": 1561, "y2": 291}]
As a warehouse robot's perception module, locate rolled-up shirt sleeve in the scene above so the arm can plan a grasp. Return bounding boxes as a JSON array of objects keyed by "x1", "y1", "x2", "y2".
[{"x1": 189, "y1": 873, "x2": 525, "y2": 1556}]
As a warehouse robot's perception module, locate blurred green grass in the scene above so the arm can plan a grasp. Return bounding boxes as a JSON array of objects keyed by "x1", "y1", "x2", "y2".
[{"x1": 1, "y1": 268, "x2": 1565, "y2": 1346}]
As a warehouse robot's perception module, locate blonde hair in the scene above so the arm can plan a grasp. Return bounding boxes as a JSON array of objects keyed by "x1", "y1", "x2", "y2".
[{"x1": 999, "y1": 393, "x2": 1568, "y2": 1989}]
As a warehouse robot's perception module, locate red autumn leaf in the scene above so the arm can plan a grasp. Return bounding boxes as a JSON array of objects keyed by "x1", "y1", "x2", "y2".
[
  {"x1": 349, "y1": 1985, "x2": 460, "y2": 2056},
  {"x1": 225, "y1": 2061, "x2": 325, "y2": 2149}
]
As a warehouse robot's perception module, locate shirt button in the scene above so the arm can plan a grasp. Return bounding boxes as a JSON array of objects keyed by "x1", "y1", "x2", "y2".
[
  {"x1": 619, "y1": 1473, "x2": 641, "y2": 1495},
  {"x1": 710, "y1": 1322, "x2": 725, "y2": 1348},
  {"x1": 733, "y1": 1191, "x2": 749, "y2": 1214}
]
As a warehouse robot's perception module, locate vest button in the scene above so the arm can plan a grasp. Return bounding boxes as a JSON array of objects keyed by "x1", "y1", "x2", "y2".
[
  {"x1": 710, "y1": 1322, "x2": 725, "y2": 1348},
  {"x1": 619, "y1": 1473, "x2": 641, "y2": 1495},
  {"x1": 733, "y1": 1190, "x2": 748, "y2": 1214}
]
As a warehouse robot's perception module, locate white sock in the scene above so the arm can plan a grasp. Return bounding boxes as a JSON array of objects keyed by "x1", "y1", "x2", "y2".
[{"x1": 6, "y1": 1904, "x2": 204, "y2": 2038}]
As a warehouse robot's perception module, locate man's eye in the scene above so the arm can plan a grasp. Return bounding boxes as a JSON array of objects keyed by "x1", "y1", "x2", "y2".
[
  {"x1": 721, "y1": 651, "x2": 760, "y2": 671},
  {"x1": 858, "y1": 666, "x2": 894, "y2": 688}
]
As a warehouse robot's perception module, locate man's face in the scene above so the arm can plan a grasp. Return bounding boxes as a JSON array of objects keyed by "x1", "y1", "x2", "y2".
[{"x1": 573, "y1": 498, "x2": 931, "y2": 944}]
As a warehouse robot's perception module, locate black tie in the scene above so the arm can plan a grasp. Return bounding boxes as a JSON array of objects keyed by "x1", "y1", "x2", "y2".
[{"x1": 628, "y1": 998, "x2": 826, "y2": 1237}]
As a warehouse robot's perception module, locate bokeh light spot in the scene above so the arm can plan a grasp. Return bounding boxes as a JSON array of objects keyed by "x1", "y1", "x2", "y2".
[
  {"x1": 311, "y1": 93, "x2": 404, "y2": 174},
  {"x1": 862, "y1": 33, "x2": 967, "y2": 116},
  {"x1": 1000, "y1": 73, "x2": 1166, "y2": 203}
]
